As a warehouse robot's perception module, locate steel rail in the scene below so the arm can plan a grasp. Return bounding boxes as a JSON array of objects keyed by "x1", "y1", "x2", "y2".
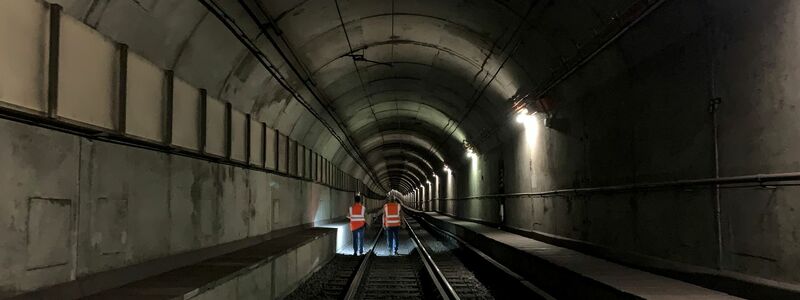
[
  {"x1": 343, "y1": 227, "x2": 384, "y2": 300},
  {"x1": 343, "y1": 213, "x2": 458, "y2": 299},
  {"x1": 404, "y1": 216, "x2": 460, "y2": 300},
  {"x1": 411, "y1": 212, "x2": 556, "y2": 300}
]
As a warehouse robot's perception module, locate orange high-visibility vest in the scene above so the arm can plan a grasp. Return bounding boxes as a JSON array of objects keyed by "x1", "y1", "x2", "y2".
[
  {"x1": 383, "y1": 203, "x2": 401, "y2": 227},
  {"x1": 349, "y1": 203, "x2": 366, "y2": 231}
]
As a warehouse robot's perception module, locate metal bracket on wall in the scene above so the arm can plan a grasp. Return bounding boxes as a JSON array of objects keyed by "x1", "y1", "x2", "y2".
[{"x1": 708, "y1": 97, "x2": 722, "y2": 113}]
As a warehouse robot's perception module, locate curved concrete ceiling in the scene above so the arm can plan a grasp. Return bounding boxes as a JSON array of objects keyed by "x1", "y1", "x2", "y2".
[{"x1": 59, "y1": 0, "x2": 641, "y2": 193}]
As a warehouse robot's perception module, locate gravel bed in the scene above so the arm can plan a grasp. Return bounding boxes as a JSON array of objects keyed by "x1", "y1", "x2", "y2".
[
  {"x1": 408, "y1": 219, "x2": 496, "y2": 300},
  {"x1": 285, "y1": 226, "x2": 381, "y2": 300}
]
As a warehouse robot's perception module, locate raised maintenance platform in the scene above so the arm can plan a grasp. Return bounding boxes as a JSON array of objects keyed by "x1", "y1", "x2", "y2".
[
  {"x1": 418, "y1": 212, "x2": 739, "y2": 299},
  {"x1": 12, "y1": 226, "x2": 337, "y2": 300}
]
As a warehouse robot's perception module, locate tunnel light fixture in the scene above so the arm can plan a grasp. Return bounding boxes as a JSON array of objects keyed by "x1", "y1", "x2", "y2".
[
  {"x1": 516, "y1": 108, "x2": 538, "y2": 124},
  {"x1": 466, "y1": 148, "x2": 477, "y2": 159},
  {"x1": 426, "y1": 180, "x2": 431, "y2": 184},
  {"x1": 515, "y1": 108, "x2": 529, "y2": 123},
  {"x1": 443, "y1": 165, "x2": 451, "y2": 172}
]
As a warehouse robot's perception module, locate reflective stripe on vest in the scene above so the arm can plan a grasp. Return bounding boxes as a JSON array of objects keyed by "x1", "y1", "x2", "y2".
[
  {"x1": 349, "y1": 205, "x2": 365, "y2": 221},
  {"x1": 384, "y1": 204, "x2": 401, "y2": 226},
  {"x1": 350, "y1": 204, "x2": 366, "y2": 231}
]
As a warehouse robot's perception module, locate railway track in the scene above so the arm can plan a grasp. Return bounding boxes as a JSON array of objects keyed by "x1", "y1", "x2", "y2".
[{"x1": 288, "y1": 207, "x2": 553, "y2": 300}]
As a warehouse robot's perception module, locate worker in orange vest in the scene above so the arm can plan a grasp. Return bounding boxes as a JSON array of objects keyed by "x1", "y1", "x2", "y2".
[
  {"x1": 348, "y1": 195, "x2": 366, "y2": 256},
  {"x1": 383, "y1": 196, "x2": 402, "y2": 255}
]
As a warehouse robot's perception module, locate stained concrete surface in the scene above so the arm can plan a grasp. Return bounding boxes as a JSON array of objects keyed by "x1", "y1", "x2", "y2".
[
  {"x1": 84, "y1": 228, "x2": 335, "y2": 300},
  {"x1": 0, "y1": 117, "x2": 355, "y2": 297},
  {"x1": 3, "y1": 0, "x2": 800, "y2": 296},
  {"x1": 444, "y1": 0, "x2": 800, "y2": 287}
]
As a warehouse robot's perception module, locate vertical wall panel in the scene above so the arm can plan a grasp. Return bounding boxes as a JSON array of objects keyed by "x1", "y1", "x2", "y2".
[
  {"x1": 288, "y1": 139, "x2": 297, "y2": 176},
  {"x1": 324, "y1": 160, "x2": 329, "y2": 184},
  {"x1": 250, "y1": 120, "x2": 263, "y2": 166},
  {"x1": 277, "y1": 133, "x2": 287, "y2": 173},
  {"x1": 296, "y1": 145, "x2": 303, "y2": 178},
  {"x1": 311, "y1": 153, "x2": 317, "y2": 181},
  {"x1": 315, "y1": 154, "x2": 320, "y2": 182},
  {"x1": 171, "y1": 77, "x2": 199, "y2": 150},
  {"x1": 0, "y1": 0, "x2": 48, "y2": 112},
  {"x1": 265, "y1": 127, "x2": 276, "y2": 170},
  {"x1": 58, "y1": 16, "x2": 116, "y2": 129},
  {"x1": 125, "y1": 52, "x2": 163, "y2": 141},
  {"x1": 26, "y1": 198, "x2": 72, "y2": 269},
  {"x1": 204, "y1": 97, "x2": 225, "y2": 157},
  {"x1": 305, "y1": 149, "x2": 311, "y2": 180},
  {"x1": 230, "y1": 110, "x2": 246, "y2": 162}
]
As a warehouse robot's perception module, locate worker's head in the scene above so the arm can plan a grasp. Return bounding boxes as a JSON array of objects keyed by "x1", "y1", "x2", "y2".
[{"x1": 354, "y1": 195, "x2": 362, "y2": 203}]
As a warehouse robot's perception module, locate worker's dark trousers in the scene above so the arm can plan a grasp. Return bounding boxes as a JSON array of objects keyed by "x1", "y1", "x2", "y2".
[
  {"x1": 386, "y1": 226, "x2": 400, "y2": 253},
  {"x1": 352, "y1": 226, "x2": 365, "y2": 254}
]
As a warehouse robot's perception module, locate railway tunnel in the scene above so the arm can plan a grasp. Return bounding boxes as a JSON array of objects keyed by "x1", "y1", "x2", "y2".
[{"x1": 2, "y1": 0, "x2": 800, "y2": 299}]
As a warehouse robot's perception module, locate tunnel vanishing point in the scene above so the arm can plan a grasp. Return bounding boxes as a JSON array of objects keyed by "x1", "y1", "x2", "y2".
[{"x1": 1, "y1": 0, "x2": 800, "y2": 299}]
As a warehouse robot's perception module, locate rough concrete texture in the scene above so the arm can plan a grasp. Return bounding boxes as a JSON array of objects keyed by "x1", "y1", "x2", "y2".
[
  {"x1": 0, "y1": 119, "x2": 79, "y2": 295},
  {"x1": 4, "y1": 0, "x2": 800, "y2": 293},
  {"x1": 0, "y1": 117, "x2": 354, "y2": 297},
  {"x1": 188, "y1": 233, "x2": 336, "y2": 300},
  {"x1": 443, "y1": 0, "x2": 800, "y2": 286},
  {"x1": 39, "y1": 0, "x2": 382, "y2": 189}
]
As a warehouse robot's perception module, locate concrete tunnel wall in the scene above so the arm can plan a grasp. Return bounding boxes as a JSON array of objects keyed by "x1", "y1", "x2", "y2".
[
  {"x1": 436, "y1": 0, "x2": 800, "y2": 287},
  {"x1": 0, "y1": 0, "x2": 382, "y2": 296},
  {"x1": 0, "y1": 117, "x2": 358, "y2": 296},
  {"x1": 3, "y1": 0, "x2": 800, "y2": 296}
]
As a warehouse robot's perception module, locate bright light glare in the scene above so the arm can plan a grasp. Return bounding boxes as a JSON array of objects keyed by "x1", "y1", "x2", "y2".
[
  {"x1": 515, "y1": 108, "x2": 529, "y2": 123},
  {"x1": 466, "y1": 148, "x2": 477, "y2": 159},
  {"x1": 443, "y1": 165, "x2": 451, "y2": 172},
  {"x1": 516, "y1": 109, "x2": 538, "y2": 125},
  {"x1": 522, "y1": 112, "x2": 540, "y2": 147}
]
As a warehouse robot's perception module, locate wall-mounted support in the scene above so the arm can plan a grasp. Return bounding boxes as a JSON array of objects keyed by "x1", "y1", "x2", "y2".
[
  {"x1": 47, "y1": 4, "x2": 61, "y2": 118},
  {"x1": 117, "y1": 43, "x2": 128, "y2": 133},
  {"x1": 224, "y1": 102, "x2": 232, "y2": 159},
  {"x1": 274, "y1": 131, "x2": 280, "y2": 171},
  {"x1": 261, "y1": 122, "x2": 267, "y2": 167},
  {"x1": 199, "y1": 89, "x2": 207, "y2": 153},
  {"x1": 163, "y1": 70, "x2": 174, "y2": 145},
  {"x1": 244, "y1": 113, "x2": 251, "y2": 163},
  {"x1": 284, "y1": 134, "x2": 290, "y2": 172}
]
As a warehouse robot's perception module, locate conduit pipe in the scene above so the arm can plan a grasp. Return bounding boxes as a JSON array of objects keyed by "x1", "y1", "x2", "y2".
[{"x1": 433, "y1": 171, "x2": 800, "y2": 201}]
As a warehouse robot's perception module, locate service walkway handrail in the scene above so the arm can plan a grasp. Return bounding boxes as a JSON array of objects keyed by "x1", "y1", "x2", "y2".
[{"x1": 431, "y1": 171, "x2": 800, "y2": 201}]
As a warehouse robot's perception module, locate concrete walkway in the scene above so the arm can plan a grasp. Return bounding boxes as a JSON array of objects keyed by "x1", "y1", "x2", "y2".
[{"x1": 423, "y1": 212, "x2": 740, "y2": 299}]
